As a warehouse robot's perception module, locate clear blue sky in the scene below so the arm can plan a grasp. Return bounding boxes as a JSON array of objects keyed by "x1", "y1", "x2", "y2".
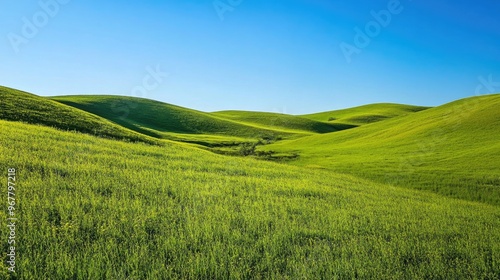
[{"x1": 1, "y1": 0, "x2": 499, "y2": 114}]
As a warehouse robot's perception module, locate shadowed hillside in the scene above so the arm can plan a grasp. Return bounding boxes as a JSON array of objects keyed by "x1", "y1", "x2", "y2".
[
  {"x1": 0, "y1": 86, "x2": 157, "y2": 144},
  {"x1": 213, "y1": 110, "x2": 356, "y2": 133},
  {"x1": 52, "y1": 95, "x2": 302, "y2": 142}
]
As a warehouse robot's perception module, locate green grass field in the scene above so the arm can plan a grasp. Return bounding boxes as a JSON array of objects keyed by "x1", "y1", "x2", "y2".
[
  {"x1": 1, "y1": 120, "x2": 499, "y2": 279},
  {"x1": 1, "y1": 86, "x2": 499, "y2": 278}
]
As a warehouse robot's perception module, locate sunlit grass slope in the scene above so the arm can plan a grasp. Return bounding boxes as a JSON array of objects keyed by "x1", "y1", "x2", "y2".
[
  {"x1": 302, "y1": 103, "x2": 430, "y2": 125},
  {"x1": 52, "y1": 96, "x2": 300, "y2": 141},
  {"x1": 0, "y1": 86, "x2": 157, "y2": 144},
  {"x1": 0, "y1": 120, "x2": 499, "y2": 279},
  {"x1": 264, "y1": 94, "x2": 500, "y2": 205},
  {"x1": 213, "y1": 110, "x2": 356, "y2": 133}
]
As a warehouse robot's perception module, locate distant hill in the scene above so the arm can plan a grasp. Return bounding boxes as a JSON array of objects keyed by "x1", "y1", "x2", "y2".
[
  {"x1": 213, "y1": 110, "x2": 355, "y2": 134},
  {"x1": 301, "y1": 103, "x2": 430, "y2": 125},
  {"x1": 51, "y1": 96, "x2": 302, "y2": 143}
]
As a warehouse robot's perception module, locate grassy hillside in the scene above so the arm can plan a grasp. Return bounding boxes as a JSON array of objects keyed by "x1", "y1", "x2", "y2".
[
  {"x1": 52, "y1": 96, "x2": 301, "y2": 143},
  {"x1": 0, "y1": 86, "x2": 157, "y2": 144},
  {"x1": 213, "y1": 110, "x2": 356, "y2": 134},
  {"x1": 263, "y1": 94, "x2": 500, "y2": 205},
  {"x1": 302, "y1": 103, "x2": 430, "y2": 125},
  {"x1": 0, "y1": 119, "x2": 499, "y2": 279}
]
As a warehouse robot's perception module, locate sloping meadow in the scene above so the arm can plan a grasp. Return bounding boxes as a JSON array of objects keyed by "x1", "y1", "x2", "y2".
[
  {"x1": 264, "y1": 94, "x2": 500, "y2": 205},
  {"x1": 0, "y1": 120, "x2": 498, "y2": 279}
]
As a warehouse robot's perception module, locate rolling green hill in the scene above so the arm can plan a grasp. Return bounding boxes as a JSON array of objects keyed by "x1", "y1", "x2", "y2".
[
  {"x1": 213, "y1": 110, "x2": 356, "y2": 133},
  {"x1": 1, "y1": 86, "x2": 499, "y2": 278},
  {"x1": 0, "y1": 119, "x2": 499, "y2": 279},
  {"x1": 301, "y1": 103, "x2": 430, "y2": 125},
  {"x1": 0, "y1": 86, "x2": 157, "y2": 144},
  {"x1": 51, "y1": 96, "x2": 304, "y2": 146},
  {"x1": 263, "y1": 94, "x2": 500, "y2": 205}
]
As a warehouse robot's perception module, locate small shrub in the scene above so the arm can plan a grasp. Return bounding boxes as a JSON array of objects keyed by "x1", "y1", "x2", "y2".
[{"x1": 239, "y1": 142, "x2": 257, "y2": 156}]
